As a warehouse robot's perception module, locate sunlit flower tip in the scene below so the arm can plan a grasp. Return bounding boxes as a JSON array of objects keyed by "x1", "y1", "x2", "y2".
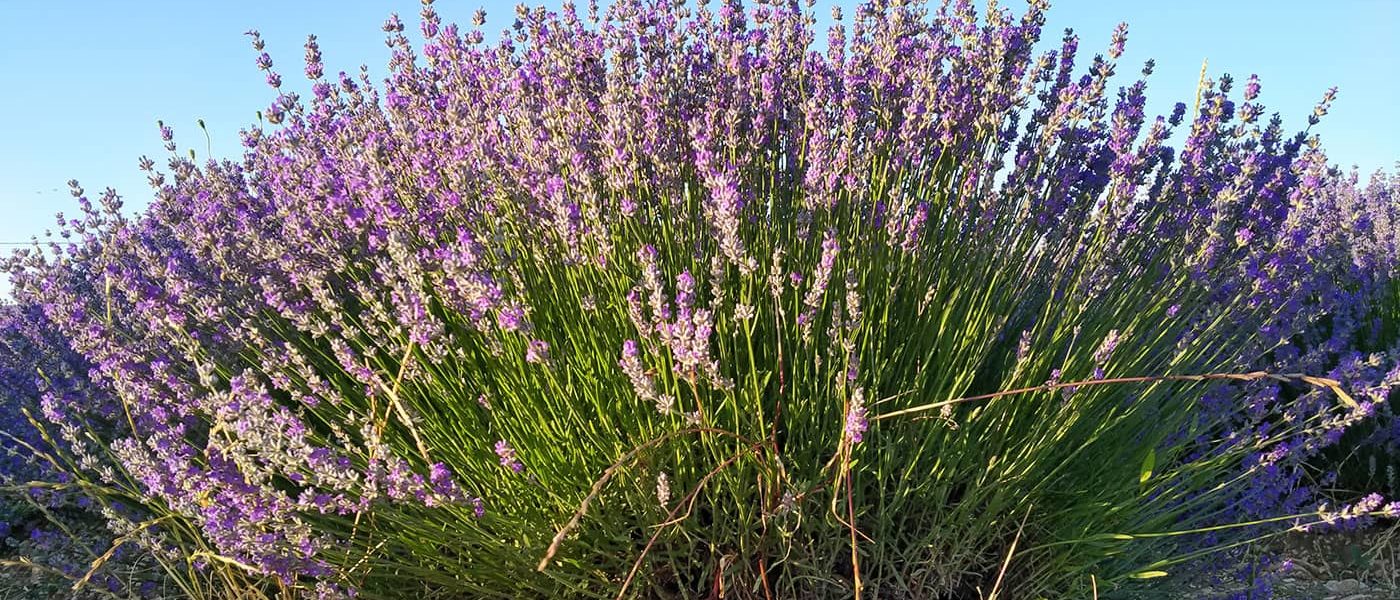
[
  {"x1": 525, "y1": 339, "x2": 550, "y2": 364},
  {"x1": 475, "y1": 394, "x2": 490, "y2": 410},
  {"x1": 734, "y1": 304, "x2": 755, "y2": 320},
  {"x1": 655, "y1": 395, "x2": 676, "y2": 415},
  {"x1": 1108, "y1": 22, "x2": 1128, "y2": 59},
  {"x1": 1016, "y1": 330, "x2": 1032, "y2": 363},
  {"x1": 383, "y1": 14, "x2": 404, "y2": 33},
  {"x1": 655, "y1": 472, "x2": 671, "y2": 506},
  {"x1": 1244, "y1": 75, "x2": 1261, "y2": 101},
  {"x1": 1234, "y1": 228, "x2": 1254, "y2": 247},
  {"x1": 777, "y1": 491, "x2": 797, "y2": 515},
  {"x1": 304, "y1": 35, "x2": 324, "y2": 80},
  {"x1": 844, "y1": 388, "x2": 869, "y2": 444},
  {"x1": 1092, "y1": 330, "x2": 1122, "y2": 371},
  {"x1": 494, "y1": 440, "x2": 523, "y2": 472},
  {"x1": 497, "y1": 304, "x2": 528, "y2": 332},
  {"x1": 1355, "y1": 400, "x2": 1377, "y2": 419}
]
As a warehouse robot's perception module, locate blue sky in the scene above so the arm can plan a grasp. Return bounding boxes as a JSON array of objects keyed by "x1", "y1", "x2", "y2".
[{"x1": 1, "y1": 1, "x2": 1396, "y2": 297}]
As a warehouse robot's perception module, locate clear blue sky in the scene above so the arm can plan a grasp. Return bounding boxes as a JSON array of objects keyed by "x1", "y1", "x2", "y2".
[{"x1": 1, "y1": 1, "x2": 1397, "y2": 298}]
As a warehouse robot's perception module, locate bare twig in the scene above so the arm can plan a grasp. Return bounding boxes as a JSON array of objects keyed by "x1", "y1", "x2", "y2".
[
  {"x1": 73, "y1": 515, "x2": 175, "y2": 591},
  {"x1": 987, "y1": 505, "x2": 1032, "y2": 600},
  {"x1": 538, "y1": 427, "x2": 760, "y2": 572},
  {"x1": 616, "y1": 444, "x2": 766, "y2": 600},
  {"x1": 876, "y1": 370, "x2": 1355, "y2": 422}
]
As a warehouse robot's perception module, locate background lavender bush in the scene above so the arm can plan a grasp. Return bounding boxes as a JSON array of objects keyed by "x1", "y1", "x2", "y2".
[
  {"x1": 0, "y1": 302, "x2": 174, "y2": 598},
  {"x1": 1316, "y1": 169, "x2": 1400, "y2": 498},
  {"x1": 1, "y1": 0, "x2": 1398, "y2": 598}
]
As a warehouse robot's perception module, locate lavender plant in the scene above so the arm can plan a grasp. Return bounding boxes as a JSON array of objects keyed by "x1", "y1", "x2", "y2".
[
  {"x1": 1311, "y1": 168, "x2": 1400, "y2": 498},
  {"x1": 0, "y1": 302, "x2": 176, "y2": 598},
  {"x1": 1, "y1": 0, "x2": 1396, "y2": 598}
]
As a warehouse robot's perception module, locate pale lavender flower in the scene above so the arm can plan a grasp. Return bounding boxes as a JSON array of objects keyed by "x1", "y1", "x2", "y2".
[
  {"x1": 800, "y1": 231, "x2": 840, "y2": 338},
  {"x1": 626, "y1": 289, "x2": 652, "y2": 337},
  {"x1": 497, "y1": 304, "x2": 529, "y2": 333},
  {"x1": 618, "y1": 339, "x2": 658, "y2": 406},
  {"x1": 655, "y1": 472, "x2": 671, "y2": 506},
  {"x1": 525, "y1": 339, "x2": 550, "y2": 364},
  {"x1": 844, "y1": 388, "x2": 869, "y2": 444},
  {"x1": 494, "y1": 440, "x2": 523, "y2": 473},
  {"x1": 303, "y1": 35, "x2": 323, "y2": 80},
  {"x1": 1091, "y1": 330, "x2": 1122, "y2": 379},
  {"x1": 1108, "y1": 22, "x2": 1128, "y2": 60},
  {"x1": 777, "y1": 491, "x2": 796, "y2": 515},
  {"x1": 768, "y1": 249, "x2": 786, "y2": 299},
  {"x1": 1383, "y1": 502, "x2": 1400, "y2": 518},
  {"x1": 655, "y1": 394, "x2": 677, "y2": 415},
  {"x1": 1243, "y1": 74, "x2": 1261, "y2": 101},
  {"x1": 636, "y1": 246, "x2": 672, "y2": 334}
]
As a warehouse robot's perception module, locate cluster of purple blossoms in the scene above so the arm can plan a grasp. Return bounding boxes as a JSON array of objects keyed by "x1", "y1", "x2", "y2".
[
  {"x1": 493, "y1": 440, "x2": 523, "y2": 473},
  {"x1": 628, "y1": 249, "x2": 732, "y2": 392}
]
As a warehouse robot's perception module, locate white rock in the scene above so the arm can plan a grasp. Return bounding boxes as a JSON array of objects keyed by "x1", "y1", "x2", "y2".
[{"x1": 1323, "y1": 579, "x2": 1363, "y2": 595}]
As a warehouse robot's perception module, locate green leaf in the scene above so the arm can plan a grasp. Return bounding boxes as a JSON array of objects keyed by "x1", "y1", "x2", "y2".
[
  {"x1": 1082, "y1": 533, "x2": 1135, "y2": 542},
  {"x1": 1139, "y1": 449, "x2": 1155, "y2": 485},
  {"x1": 1129, "y1": 571, "x2": 1168, "y2": 579}
]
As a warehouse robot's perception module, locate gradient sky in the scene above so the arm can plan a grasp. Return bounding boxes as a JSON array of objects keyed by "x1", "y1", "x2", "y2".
[{"x1": 1, "y1": 1, "x2": 1397, "y2": 297}]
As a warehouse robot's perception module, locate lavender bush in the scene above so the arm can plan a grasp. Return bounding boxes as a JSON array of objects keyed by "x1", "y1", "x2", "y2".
[
  {"x1": 0, "y1": 302, "x2": 174, "y2": 598},
  {"x1": 2, "y1": 0, "x2": 1398, "y2": 598},
  {"x1": 1314, "y1": 168, "x2": 1400, "y2": 497}
]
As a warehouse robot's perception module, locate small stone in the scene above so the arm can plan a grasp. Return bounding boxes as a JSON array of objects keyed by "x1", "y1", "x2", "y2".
[{"x1": 1324, "y1": 579, "x2": 1363, "y2": 595}]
